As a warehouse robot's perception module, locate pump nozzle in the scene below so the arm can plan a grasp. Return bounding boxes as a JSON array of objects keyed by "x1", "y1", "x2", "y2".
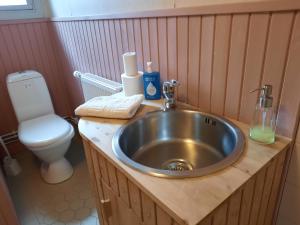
[
  {"x1": 250, "y1": 84, "x2": 273, "y2": 108},
  {"x1": 146, "y1": 62, "x2": 152, "y2": 73}
]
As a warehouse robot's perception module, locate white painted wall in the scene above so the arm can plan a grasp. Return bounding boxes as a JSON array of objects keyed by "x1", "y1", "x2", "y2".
[
  {"x1": 0, "y1": 0, "x2": 49, "y2": 20},
  {"x1": 46, "y1": 0, "x2": 286, "y2": 17},
  {"x1": 47, "y1": 0, "x2": 175, "y2": 17}
]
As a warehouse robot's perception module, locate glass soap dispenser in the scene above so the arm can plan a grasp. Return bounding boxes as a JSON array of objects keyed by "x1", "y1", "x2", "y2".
[{"x1": 249, "y1": 84, "x2": 276, "y2": 144}]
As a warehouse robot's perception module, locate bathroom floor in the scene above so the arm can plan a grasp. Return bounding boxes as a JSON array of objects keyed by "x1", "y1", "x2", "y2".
[{"x1": 6, "y1": 135, "x2": 100, "y2": 225}]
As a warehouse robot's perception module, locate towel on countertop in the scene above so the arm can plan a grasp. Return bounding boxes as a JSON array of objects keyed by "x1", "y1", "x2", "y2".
[{"x1": 74, "y1": 93, "x2": 144, "y2": 119}]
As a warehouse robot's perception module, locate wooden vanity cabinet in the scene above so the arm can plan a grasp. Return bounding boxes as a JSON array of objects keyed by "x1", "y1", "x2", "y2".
[
  {"x1": 83, "y1": 140, "x2": 180, "y2": 225},
  {"x1": 82, "y1": 139, "x2": 287, "y2": 225}
]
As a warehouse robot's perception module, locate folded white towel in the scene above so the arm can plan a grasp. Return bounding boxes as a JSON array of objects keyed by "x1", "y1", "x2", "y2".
[{"x1": 75, "y1": 93, "x2": 144, "y2": 119}]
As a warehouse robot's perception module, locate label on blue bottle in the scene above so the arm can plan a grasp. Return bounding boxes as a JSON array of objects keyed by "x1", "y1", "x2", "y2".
[{"x1": 143, "y1": 72, "x2": 161, "y2": 100}]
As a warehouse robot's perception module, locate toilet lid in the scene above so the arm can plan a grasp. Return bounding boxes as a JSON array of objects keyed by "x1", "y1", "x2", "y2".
[{"x1": 18, "y1": 114, "x2": 72, "y2": 149}]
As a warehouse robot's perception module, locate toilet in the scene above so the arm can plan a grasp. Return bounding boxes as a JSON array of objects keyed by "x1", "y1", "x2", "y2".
[{"x1": 6, "y1": 70, "x2": 74, "y2": 184}]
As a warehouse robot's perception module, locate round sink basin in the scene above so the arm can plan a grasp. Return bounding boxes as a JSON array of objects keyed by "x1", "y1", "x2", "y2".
[{"x1": 112, "y1": 110, "x2": 245, "y2": 178}]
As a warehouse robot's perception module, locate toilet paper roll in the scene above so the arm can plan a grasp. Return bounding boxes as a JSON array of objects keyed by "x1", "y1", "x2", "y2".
[
  {"x1": 123, "y1": 52, "x2": 138, "y2": 76},
  {"x1": 121, "y1": 72, "x2": 144, "y2": 96}
]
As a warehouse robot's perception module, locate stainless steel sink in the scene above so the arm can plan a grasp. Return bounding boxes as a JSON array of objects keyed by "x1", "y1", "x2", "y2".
[{"x1": 112, "y1": 110, "x2": 245, "y2": 178}]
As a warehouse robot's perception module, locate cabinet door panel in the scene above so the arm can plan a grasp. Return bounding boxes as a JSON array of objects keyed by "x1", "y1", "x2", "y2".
[
  {"x1": 117, "y1": 194, "x2": 141, "y2": 225},
  {"x1": 102, "y1": 181, "x2": 141, "y2": 225},
  {"x1": 102, "y1": 183, "x2": 119, "y2": 225}
]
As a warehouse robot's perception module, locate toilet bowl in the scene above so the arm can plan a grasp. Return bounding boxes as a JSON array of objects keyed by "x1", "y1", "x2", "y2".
[
  {"x1": 18, "y1": 114, "x2": 75, "y2": 183},
  {"x1": 6, "y1": 70, "x2": 75, "y2": 184}
]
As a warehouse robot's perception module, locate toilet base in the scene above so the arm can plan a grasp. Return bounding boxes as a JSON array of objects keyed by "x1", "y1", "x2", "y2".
[{"x1": 40, "y1": 158, "x2": 73, "y2": 184}]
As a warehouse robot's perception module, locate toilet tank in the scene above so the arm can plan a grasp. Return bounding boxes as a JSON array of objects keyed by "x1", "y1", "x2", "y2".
[{"x1": 6, "y1": 70, "x2": 54, "y2": 123}]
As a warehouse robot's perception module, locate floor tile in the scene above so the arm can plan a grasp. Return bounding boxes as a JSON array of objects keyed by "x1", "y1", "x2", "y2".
[{"x1": 6, "y1": 137, "x2": 100, "y2": 225}]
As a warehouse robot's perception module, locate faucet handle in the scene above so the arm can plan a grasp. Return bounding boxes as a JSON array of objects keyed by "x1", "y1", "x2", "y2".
[
  {"x1": 163, "y1": 79, "x2": 179, "y2": 87},
  {"x1": 163, "y1": 79, "x2": 180, "y2": 93},
  {"x1": 170, "y1": 79, "x2": 179, "y2": 87}
]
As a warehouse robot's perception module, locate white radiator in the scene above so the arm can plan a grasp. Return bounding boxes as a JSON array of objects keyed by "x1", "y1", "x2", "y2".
[{"x1": 73, "y1": 71, "x2": 122, "y2": 102}]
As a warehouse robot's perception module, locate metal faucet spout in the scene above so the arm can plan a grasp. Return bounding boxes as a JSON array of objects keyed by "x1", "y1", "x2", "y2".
[{"x1": 162, "y1": 80, "x2": 179, "y2": 110}]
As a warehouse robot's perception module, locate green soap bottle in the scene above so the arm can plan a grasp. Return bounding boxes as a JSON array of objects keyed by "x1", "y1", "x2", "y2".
[{"x1": 249, "y1": 85, "x2": 275, "y2": 144}]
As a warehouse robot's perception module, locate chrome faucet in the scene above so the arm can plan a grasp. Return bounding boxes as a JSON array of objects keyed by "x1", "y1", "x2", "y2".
[{"x1": 162, "y1": 80, "x2": 179, "y2": 110}]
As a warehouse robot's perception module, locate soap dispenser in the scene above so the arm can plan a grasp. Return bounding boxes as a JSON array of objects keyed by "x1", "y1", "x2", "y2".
[
  {"x1": 249, "y1": 85, "x2": 276, "y2": 144},
  {"x1": 143, "y1": 62, "x2": 161, "y2": 100}
]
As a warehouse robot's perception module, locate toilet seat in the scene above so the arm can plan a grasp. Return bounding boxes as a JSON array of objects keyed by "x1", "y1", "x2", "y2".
[{"x1": 18, "y1": 114, "x2": 72, "y2": 149}]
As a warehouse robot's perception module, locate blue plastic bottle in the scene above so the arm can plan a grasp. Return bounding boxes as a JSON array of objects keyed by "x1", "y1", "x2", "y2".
[{"x1": 143, "y1": 62, "x2": 161, "y2": 100}]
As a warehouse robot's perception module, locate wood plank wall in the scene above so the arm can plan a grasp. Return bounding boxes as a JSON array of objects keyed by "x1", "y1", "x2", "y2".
[
  {"x1": 52, "y1": 11, "x2": 300, "y2": 138},
  {"x1": 0, "y1": 20, "x2": 72, "y2": 136}
]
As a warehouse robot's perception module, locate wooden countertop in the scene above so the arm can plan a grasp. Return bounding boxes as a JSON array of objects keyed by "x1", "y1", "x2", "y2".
[{"x1": 78, "y1": 102, "x2": 291, "y2": 225}]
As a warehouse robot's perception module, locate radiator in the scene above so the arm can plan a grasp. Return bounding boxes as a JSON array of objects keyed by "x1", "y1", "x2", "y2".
[{"x1": 73, "y1": 71, "x2": 122, "y2": 101}]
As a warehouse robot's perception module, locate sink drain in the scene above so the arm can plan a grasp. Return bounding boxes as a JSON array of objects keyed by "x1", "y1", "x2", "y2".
[{"x1": 162, "y1": 159, "x2": 193, "y2": 171}]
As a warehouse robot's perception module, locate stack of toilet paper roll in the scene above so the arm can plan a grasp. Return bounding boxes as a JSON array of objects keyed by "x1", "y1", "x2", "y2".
[{"x1": 121, "y1": 52, "x2": 144, "y2": 96}]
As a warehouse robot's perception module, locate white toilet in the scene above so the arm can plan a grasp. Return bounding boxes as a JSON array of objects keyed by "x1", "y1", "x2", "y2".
[{"x1": 6, "y1": 70, "x2": 74, "y2": 184}]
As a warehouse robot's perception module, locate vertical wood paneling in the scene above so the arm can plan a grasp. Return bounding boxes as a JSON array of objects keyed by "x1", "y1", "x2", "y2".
[
  {"x1": 116, "y1": 171, "x2": 130, "y2": 207},
  {"x1": 69, "y1": 21, "x2": 84, "y2": 72},
  {"x1": 264, "y1": 151, "x2": 286, "y2": 225},
  {"x1": 120, "y1": 19, "x2": 129, "y2": 54},
  {"x1": 187, "y1": 16, "x2": 201, "y2": 106},
  {"x1": 50, "y1": 22, "x2": 78, "y2": 109},
  {"x1": 239, "y1": 178, "x2": 255, "y2": 225},
  {"x1": 158, "y1": 17, "x2": 168, "y2": 81},
  {"x1": 80, "y1": 21, "x2": 94, "y2": 73},
  {"x1": 71, "y1": 21, "x2": 87, "y2": 72},
  {"x1": 224, "y1": 14, "x2": 249, "y2": 119},
  {"x1": 34, "y1": 23, "x2": 59, "y2": 104},
  {"x1": 213, "y1": 203, "x2": 228, "y2": 225},
  {"x1": 249, "y1": 169, "x2": 266, "y2": 225},
  {"x1": 156, "y1": 206, "x2": 172, "y2": 225},
  {"x1": 97, "y1": 154, "x2": 110, "y2": 185},
  {"x1": 16, "y1": 24, "x2": 36, "y2": 68},
  {"x1": 62, "y1": 22, "x2": 76, "y2": 72},
  {"x1": 83, "y1": 142, "x2": 104, "y2": 225},
  {"x1": 149, "y1": 18, "x2": 159, "y2": 71},
  {"x1": 238, "y1": 13, "x2": 270, "y2": 123},
  {"x1": 128, "y1": 180, "x2": 143, "y2": 220},
  {"x1": 86, "y1": 20, "x2": 100, "y2": 75},
  {"x1": 277, "y1": 12, "x2": 300, "y2": 137},
  {"x1": 167, "y1": 17, "x2": 177, "y2": 81},
  {"x1": 261, "y1": 13, "x2": 294, "y2": 109},
  {"x1": 126, "y1": 19, "x2": 136, "y2": 52},
  {"x1": 53, "y1": 22, "x2": 78, "y2": 110},
  {"x1": 177, "y1": 16, "x2": 188, "y2": 102},
  {"x1": 89, "y1": 21, "x2": 102, "y2": 75},
  {"x1": 141, "y1": 18, "x2": 151, "y2": 69},
  {"x1": 114, "y1": 19, "x2": 124, "y2": 80},
  {"x1": 98, "y1": 20, "x2": 111, "y2": 78},
  {"x1": 104, "y1": 20, "x2": 116, "y2": 80},
  {"x1": 1, "y1": 26, "x2": 22, "y2": 70},
  {"x1": 211, "y1": 15, "x2": 232, "y2": 115},
  {"x1": 257, "y1": 161, "x2": 277, "y2": 225},
  {"x1": 0, "y1": 26, "x2": 19, "y2": 133},
  {"x1": 85, "y1": 21, "x2": 98, "y2": 74},
  {"x1": 199, "y1": 216, "x2": 212, "y2": 225},
  {"x1": 198, "y1": 15, "x2": 214, "y2": 111},
  {"x1": 109, "y1": 20, "x2": 121, "y2": 78},
  {"x1": 227, "y1": 190, "x2": 242, "y2": 225},
  {"x1": 8, "y1": 25, "x2": 28, "y2": 68},
  {"x1": 141, "y1": 192, "x2": 156, "y2": 225},
  {"x1": 93, "y1": 21, "x2": 107, "y2": 76},
  {"x1": 107, "y1": 163, "x2": 119, "y2": 196},
  {"x1": 133, "y1": 19, "x2": 144, "y2": 71}
]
